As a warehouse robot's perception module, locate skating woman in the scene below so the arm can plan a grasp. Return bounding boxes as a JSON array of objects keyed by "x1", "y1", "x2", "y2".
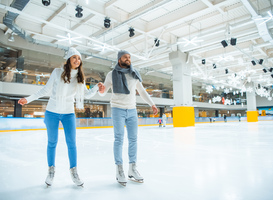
[{"x1": 18, "y1": 47, "x2": 103, "y2": 187}]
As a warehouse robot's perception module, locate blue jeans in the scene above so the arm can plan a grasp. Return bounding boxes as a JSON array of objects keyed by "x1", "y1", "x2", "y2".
[
  {"x1": 111, "y1": 107, "x2": 138, "y2": 165},
  {"x1": 44, "y1": 110, "x2": 77, "y2": 168}
]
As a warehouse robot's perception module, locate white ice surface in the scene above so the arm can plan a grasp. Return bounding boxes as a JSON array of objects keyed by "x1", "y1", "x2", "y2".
[{"x1": 0, "y1": 121, "x2": 273, "y2": 200}]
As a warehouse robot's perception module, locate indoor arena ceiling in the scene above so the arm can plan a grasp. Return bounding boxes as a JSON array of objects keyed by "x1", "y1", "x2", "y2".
[{"x1": 0, "y1": 0, "x2": 273, "y2": 91}]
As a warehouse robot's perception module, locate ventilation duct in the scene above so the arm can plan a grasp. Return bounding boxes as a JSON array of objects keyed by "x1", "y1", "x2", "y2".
[
  {"x1": 241, "y1": 0, "x2": 273, "y2": 46},
  {"x1": 3, "y1": 0, "x2": 34, "y2": 43}
]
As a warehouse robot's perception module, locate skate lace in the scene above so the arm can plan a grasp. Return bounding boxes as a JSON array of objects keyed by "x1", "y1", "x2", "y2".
[
  {"x1": 118, "y1": 168, "x2": 125, "y2": 177},
  {"x1": 49, "y1": 171, "x2": 54, "y2": 178},
  {"x1": 72, "y1": 172, "x2": 80, "y2": 180},
  {"x1": 133, "y1": 168, "x2": 141, "y2": 176},
  {"x1": 48, "y1": 167, "x2": 55, "y2": 178}
]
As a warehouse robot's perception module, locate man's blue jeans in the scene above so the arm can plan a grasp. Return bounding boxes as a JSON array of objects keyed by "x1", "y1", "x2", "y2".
[
  {"x1": 111, "y1": 107, "x2": 138, "y2": 165},
  {"x1": 44, "y1": 110, "x2": 77, "y2": 168}
]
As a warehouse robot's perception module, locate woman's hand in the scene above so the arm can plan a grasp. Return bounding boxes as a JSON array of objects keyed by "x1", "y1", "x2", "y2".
[
  {"x1": 18, "y1": 98, "x2": 27, "y2": 105},
  {"x1": 152, "y1": 105, "x2": 158, "y2": 115},
  {"x1": 98, "y1": 82, "x2": 105, "y2": 93}
]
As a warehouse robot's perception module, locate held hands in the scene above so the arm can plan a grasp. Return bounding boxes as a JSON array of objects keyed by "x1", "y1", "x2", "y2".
[
  {"x1": 152, "y1": 105, "x2": 158, "y2": 115},
  {"x1": 97, "y1": 82, "x2": 105, "y2": 93},
  {"x1": 18, "y1": 98, "x2": 27, "y2": 105}
]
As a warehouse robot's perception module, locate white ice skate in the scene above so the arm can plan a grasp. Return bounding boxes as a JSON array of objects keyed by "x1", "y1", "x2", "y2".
[
  {"x1": 70, "y1": 167, "x2": 84, "y2": 187},
  {"x1": 116, "y1": 164, "x2": 127, "y2": 186},
  {"x1": 45, "y1": 166, "x2": 55, "y2": 187},
  {"x1": 128, "y1": 163, "x2": 144, "y2": 183}
]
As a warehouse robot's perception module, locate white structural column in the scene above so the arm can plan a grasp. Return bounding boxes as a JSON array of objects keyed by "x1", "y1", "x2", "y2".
[
  {"x1": 169, "y1": 51, "x2": 193, "y2": 106},
  {"x1": 169, "y1": 51, "x2": 195, "y2": 127},
  {"x1": 246, "y1": 83, "x2": 258, "y2": 122},
  {"x1": 103, "y1": 104, "x2": 112, "y2": 118}
]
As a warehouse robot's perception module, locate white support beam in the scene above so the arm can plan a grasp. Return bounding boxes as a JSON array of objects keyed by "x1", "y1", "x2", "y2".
[
  {"x1": 105, "y1": 0, "x2": 118, "y2": 9},
  {"x1": 41, "y1": 3, "x2": 66, "y2": 29}
]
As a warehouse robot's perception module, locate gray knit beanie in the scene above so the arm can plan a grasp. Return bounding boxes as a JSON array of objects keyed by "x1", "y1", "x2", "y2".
[{"x1": 117, "y1": 50, "x2": 130, "y2": 60}]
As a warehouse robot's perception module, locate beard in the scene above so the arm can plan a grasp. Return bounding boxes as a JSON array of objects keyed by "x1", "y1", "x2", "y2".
[{"x1": 120, "y1": 60, "x2": 131, "y2": 68}]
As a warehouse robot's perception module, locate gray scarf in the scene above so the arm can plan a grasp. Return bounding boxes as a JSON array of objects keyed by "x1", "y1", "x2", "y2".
[{"x1": 112, "y1": 63, "x2": 142, "y2": 94}]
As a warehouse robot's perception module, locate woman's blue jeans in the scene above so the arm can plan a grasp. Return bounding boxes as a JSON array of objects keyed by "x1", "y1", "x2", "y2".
[
  {"x1": 44, "y1": 110, "x2": 77, "y2": 168},
  {"x1": 111, "y1": 107, "x2": 138, "y2": 165}
]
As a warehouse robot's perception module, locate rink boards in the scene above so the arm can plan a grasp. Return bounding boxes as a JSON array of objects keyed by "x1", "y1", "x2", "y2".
[{"x1": 1, "y1": 116, "x2": 273, "y2": 131}]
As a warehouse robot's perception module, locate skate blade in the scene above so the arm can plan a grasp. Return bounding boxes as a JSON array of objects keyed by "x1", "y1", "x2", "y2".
[
  {"x1": 118, "y1": 182, "x2": 127, "y2": 186},
  {"x1": 45, "y1": 182, "x2": 51, "y2": 187},
  {"x1": 128, "y1": 177, "x2": 144, "y2": 183}
]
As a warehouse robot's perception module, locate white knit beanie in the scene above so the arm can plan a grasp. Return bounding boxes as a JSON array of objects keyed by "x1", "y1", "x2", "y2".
[{"x1": 64, "y1": 47, "x2": 82, "y2": 60}]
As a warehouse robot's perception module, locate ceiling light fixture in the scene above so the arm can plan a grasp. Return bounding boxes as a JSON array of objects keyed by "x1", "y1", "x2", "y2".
[
  {"x1": 230, "y1": 38, "x2": 237, "y2": 46},
  {"x1": 213, "y1": 63, "x2": 216, "y2": 69},
  {"x1": 225, "y1": 69, "x2": 228, "y2": 74},
  {"x1": 251, "y1": 60, "x2": 256, "y2": 65},
  {"x1": 269, "y1": 68, "x2": 273, "y2": 72},
  {"x1": 128, "y1": 27, "x2": 135, "y2": 37},
  {"x1": 75, "y1": 5, "x2": 83, "y2": 18},
  {"x1": 221, "y1": 40, "x2": 228, "y2": 48},
  {"x1": 263, "y1": 68, "x2": 267, "y2": 73},
  {"x1": 104, "y1": 17, "x2": 111, "y2": 28},
  {"x1": 42, "y1": 0, "x2": 50, "y2": 6},
  {"x1": 154, "y1": 38, "x2": 160, "y2": 47},
  {"x1": 202, "y1": 59, "x2": 206, "y2": 65},
  {"x1": 259, "y1": 59, "x2": 264, "y2": 65}
]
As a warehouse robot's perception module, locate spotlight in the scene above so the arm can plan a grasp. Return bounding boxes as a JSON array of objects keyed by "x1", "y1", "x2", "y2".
[
  {"x1": 128, "y1": 27, "x2": 135, "y2": 37},
  {"x1": 271, "y1": 74, "x2": 273, "y2": 78},
  {"x1": 104, "y1": 17, "x2": 111, "y2": 28},
  {"x1": 259, "y1": 59, "x2": 264, "y2": 65},
  {"x1": 230, "y1": 38, "x2": 237, "y2": 46},
  {"x1": 75, "y1": 5, "x2": 83, "y2": 18},
  {"x1": 225, "y1": 69, "x2": 228, "y2": 74},
  {"x1": 154, "y1": 38, "x2": 160, "y2": 47},
  {"x1": 269, "y1": 67, "x2": 273, "y2": 72},
  {"x1": 263, "y1": 68, "x2": 267, "y2": 73},
  {"x1": 42, "y1": 0, "x2": 50, "y2": 6},
  {"x1": 221, "y1": 40, "x2": 228, "y2": 48},
  {"x1": 8, "y1": 33, "x2": 14, "y2": 42},
  {"x1": 213, "y1": 63, "x2": 216, "y2": 69},
  {"x1": 202, "y1": 59, "x2": 206, "y2": 65},
  {"x1": 251, "y1": 60, "x2": 256, "y2": 65}
]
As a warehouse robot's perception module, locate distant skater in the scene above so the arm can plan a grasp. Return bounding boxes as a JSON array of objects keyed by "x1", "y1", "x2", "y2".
[
  {"x1": 18, "y1": 48, "x2": 104, "y2": 187},
  {"x1": 224, "y1": 115, "x2": 227, "y2": 123},
  {"x1": 158, "y1": 118, "x2": 162, "y2": 127},
  {"x1": 162, "y1": 113, "x2": 167, "y2": 127}
]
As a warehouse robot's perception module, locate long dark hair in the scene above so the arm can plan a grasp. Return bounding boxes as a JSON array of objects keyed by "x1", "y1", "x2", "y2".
[{"x1": 61, "y1": 58, "x2": 85, "y2": 84}]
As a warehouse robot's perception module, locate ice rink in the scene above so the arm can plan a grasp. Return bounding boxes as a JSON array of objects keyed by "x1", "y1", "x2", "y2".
[{"x1": 1, "y1": 121, "x2": 273, "y2": 200}]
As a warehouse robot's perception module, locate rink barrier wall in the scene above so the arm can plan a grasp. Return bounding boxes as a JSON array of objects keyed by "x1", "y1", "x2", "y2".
[{"x1": 1, "y1": 116, "x2": 273, "y2": 131}]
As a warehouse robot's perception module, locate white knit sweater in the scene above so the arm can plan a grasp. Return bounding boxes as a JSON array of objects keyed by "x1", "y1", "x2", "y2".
[
  {"x1": 100, "y1": 71, "x2": 154, "y2": 109},
  {"x1": 25, "y1": 68, "x2": 98, "y2": 114}
]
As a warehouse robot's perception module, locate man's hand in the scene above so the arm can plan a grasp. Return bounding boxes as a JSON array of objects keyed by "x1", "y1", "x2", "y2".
[
  {"x1": 152, "y1": 105, "x2": 158, "y2": 115},
  {"x1": 18, "y1": 98, "x2": 27, "y2": 105},
  {"x1": 97, "y1": 82, "x2": 105, "y2": 93}
]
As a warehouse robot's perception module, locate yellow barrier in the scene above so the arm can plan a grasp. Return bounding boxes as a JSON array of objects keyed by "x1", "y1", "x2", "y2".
[
  {"x1": 247, "y1": 111, "x2": 258, "y2": 122},
  {"x1": 173, "y1": 106, "x2": 195, "y2": 127}
]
